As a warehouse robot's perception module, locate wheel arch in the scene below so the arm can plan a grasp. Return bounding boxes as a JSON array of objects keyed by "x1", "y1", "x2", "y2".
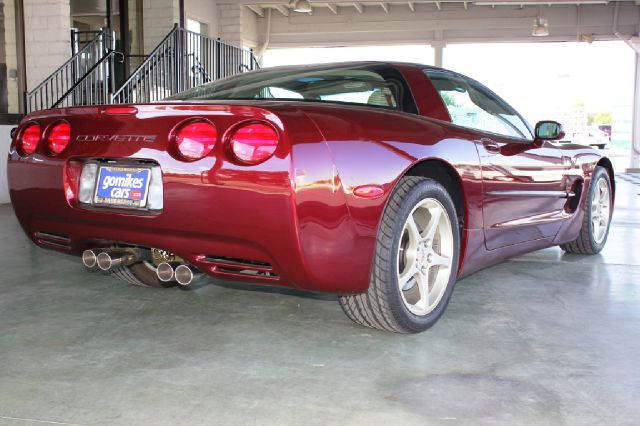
[{"x1": 596, "y1": 157, "x2": 615, "y2": 203}]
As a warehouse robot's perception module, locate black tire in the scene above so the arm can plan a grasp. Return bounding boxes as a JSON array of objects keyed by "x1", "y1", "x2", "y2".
[
  {"x1": 111, "y1": 262, "x2": 175, "y2": 288},
  {"x1": 560, "y1": 166, "x2": 612, "y2": 255},
  {"x1": 339, "y1": 176, "x2": 460, "y2": 334}
]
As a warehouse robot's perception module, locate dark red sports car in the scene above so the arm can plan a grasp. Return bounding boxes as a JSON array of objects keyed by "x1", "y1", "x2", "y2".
[{"x1": 7, "y1": 62, "x2": 615, "y2": 333}]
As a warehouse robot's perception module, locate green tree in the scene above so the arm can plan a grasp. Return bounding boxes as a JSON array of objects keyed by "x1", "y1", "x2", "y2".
[{"x1": 587, "y1": 112, "x2": 612, "y2": 125}]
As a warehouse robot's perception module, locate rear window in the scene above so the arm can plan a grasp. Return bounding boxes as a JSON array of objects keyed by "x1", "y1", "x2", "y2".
[{"x1": 169, "y1": 64, "x2": 415, "y2": 112}]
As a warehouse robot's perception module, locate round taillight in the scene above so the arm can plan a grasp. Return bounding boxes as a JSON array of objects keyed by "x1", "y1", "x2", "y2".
[
  {"x1": 229, "y1": 122, "x2": 279, "y2": 164},
  {"x1": 47, "y1": 122, "x2": 71, "y2": 155},
  {"x1": 18, "y1": 123, "x2": 41, "y2": 155},
  {"x1": 174, "y1": 121, "x2": 217, "y2": 161}
]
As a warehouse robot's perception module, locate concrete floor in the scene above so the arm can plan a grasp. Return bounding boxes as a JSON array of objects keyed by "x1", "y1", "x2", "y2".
[{"x1": 0, "y1": 176, "x2": 639, "y2": 426}]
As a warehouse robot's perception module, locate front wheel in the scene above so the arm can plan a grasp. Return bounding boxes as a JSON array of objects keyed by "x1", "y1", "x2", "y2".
[
  {"x1": 339, "y1": 176, "x2": 460, "y2": 333},
  {"x1": 560, "y1": 166, "x2": 612, "y2": 254}
]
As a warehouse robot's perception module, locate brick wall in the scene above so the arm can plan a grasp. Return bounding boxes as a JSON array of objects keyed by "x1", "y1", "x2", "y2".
[
  {"x1": 217, "y1": 2, "x2": 242, "y2": 47},
  {"x1": 23, "y1": 0, "x2": 71, "y2": 90},
  {"x1": 217, "y1": 2, "x2": 258, "y2": 49},
  {"x1": 143, "y1": 0, "x2": 180, "y2": 53}
]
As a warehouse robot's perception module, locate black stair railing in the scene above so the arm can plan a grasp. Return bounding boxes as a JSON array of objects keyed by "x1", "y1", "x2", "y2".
[
  {"x1": 25, "y1": 28, "x2": 115, "y2": 113},
  {"x1": 25, "y1": 26, "x2": 259, "y2": 112},
  {"x1": 111, "y1": 25, "x2": 259, "y2": 104}
]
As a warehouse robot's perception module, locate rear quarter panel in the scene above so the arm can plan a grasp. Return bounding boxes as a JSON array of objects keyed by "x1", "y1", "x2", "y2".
[{"x1": 293, "y1": 103, "x2": 485, "y2": 288}]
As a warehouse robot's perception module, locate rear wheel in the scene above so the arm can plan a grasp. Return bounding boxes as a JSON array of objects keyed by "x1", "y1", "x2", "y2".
[
  {"x1": 339, "y1": 176, "x2": 460, "y2": 333},
  {"x1": 560, "y1": 166, "x2": 612, "y2": 254}
]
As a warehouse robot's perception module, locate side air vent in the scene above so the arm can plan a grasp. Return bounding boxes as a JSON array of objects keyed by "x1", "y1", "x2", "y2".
[
  {"x1": 34, "y1": 231, "x2": 72, "y2": 251},
  {"x1": 202, "y1": 256, "x2": 279, "y2": 280},
  {"x1": 565, "y1": 179, "x2": 583, "y2": 213}
]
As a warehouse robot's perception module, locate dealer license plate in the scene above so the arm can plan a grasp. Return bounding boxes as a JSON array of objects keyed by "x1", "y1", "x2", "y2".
[{"x1": 94, "y1": 165, "x2": 152, "y2": 208}]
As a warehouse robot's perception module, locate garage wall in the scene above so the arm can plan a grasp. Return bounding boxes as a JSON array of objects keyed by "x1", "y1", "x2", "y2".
[
  {"x1": 142, "y1": 0, "x2": 181, "y2": 53},
  {"x1": 218, "y1": 2, "x2": 258, "y2": 48},
  {"x1": 0, "y1": 125, "x2": 13, "y2": 203},
  {"x1": 184, "y1": 0, "x2": 218, "y2": 37},
  {"x1": 24, "y1": 0, "x2": 71, "y2": 90}
]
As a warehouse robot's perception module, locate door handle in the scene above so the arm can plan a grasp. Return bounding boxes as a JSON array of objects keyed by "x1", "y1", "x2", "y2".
[{"x1": 481, "y1": 138, "x2": 500, "y2": 154}]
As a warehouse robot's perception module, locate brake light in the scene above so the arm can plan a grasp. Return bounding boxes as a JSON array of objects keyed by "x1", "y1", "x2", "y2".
[
  {"x1": 173, "y1": 120, "x2": 217, "y2": 161},
  {"x1": 229, "y1": 122, "x2": 279, "y2": 164},
  {"x1": 47, "y1": 122, "x2": 71, "y2": 155},
  {"x1": 102, "y1": 106, "x2": 138, "y2": 115},
  {"x1": 18, "y1": 123, "x2": 41, "y2": 155}
]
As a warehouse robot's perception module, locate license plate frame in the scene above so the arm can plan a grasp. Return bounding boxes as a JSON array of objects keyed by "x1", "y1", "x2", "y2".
[{"x1": 93, "y1": 165, "x2": 153, "y2": 209}]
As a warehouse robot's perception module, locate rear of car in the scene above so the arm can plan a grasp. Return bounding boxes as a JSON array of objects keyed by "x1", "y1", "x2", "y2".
[
  {"x1": 7, "y1": 62, "x2": 414, "y2": 294},
  {"x1": 8, "y1": 103, "x2": 309, "y2": 284}
]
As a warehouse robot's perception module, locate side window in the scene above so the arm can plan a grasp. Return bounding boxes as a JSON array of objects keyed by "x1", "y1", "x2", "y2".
[{"x1": 425, "y1": 69, "x2": 533, "y2": 140}]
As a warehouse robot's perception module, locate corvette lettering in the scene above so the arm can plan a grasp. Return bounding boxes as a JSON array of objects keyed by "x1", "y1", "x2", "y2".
[{"x1": 76, "y1": 134, "x2": 157, "y2": 143}]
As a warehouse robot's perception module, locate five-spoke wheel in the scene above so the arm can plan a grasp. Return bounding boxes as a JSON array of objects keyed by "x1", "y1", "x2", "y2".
[
  {"x1": 398, "y1": 198, "x2": 454, "y2": 316},
  {"x1": 339, "y1": 176, "x2": 460, "y2": 333},
  {"x1": 560, "y1": 166, "x2": 613, "y2": 255},
  {"x1": 591, "y1": 176, "x2": 611, "y2": 245}
]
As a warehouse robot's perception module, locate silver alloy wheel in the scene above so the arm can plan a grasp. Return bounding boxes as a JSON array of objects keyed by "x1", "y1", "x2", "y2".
[
  {"x1": 397, "y1": 198, "x2": 454, "y2": 316},
  {"x1": 591, "y1": 176, "x2": 611, "y2": 244}
]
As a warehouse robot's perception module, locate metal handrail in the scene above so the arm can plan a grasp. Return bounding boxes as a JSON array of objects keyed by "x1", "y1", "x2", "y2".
[
  {"x1": 25, "y1": 25, "x2": 259, "y2": 112},
  {"x1": 26, "y1": 28, "x2": 114, "y2": 112},
  {"x1": 111, "y1": 25, "x2": 259, "y2": 104},
  {"x1": 53, "y1": 50, "x2": 123, "y2": 109}
]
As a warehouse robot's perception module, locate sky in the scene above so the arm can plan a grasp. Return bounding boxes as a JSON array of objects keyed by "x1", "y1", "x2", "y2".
[{"x1": 263, "y1": 41, "x2": 635, "y2": 126}]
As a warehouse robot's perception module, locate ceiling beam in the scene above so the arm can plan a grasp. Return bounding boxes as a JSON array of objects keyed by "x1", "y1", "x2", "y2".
[
  {"x1": 274, "y1": 5, "x2": 290, "y2": 16},
  {"x1": 435, "y1": 1, "x2": 441, "y2": 10},
  {"x1": 326, "y1": 3, "x2": 338, "y2": 14},
  {"x1": 408, "y1": 2, "x2": 415, "y2": 12},
  {"x1": 353, "y1": 3, "x2": 363, "y2": 13},
  {"x1": 246, "y1": 5, "x2": 264, "y2": 17},
  {"x1": 380, "y1": 2, "x2": 389, "y2": 13}
]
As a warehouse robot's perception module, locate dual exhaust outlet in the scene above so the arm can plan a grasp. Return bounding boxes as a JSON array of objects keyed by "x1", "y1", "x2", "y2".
[
  {"x1": 156, "y1": 262, "x2": 196, "y2": 287},
  {"x1": 82, "y1": 248, "x2": 197, "y2": 286}
]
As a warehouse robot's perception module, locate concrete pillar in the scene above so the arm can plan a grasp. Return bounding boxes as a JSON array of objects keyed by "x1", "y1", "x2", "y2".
[
  {"x1": 142, "y1": 0, "x2": 180, "y2": 53},
  {"x1": 217, "y1": 2, "x2": 258, "y2": 49},
  {"x1": 23, "y1": 0, "x2": 71, "y2": 90},
  {"x1": 434, "y1": 44, "x2": 444, "y2": 68},
  {"x1": 630, "y1": 51, "x2": 640, "y2": 172}
]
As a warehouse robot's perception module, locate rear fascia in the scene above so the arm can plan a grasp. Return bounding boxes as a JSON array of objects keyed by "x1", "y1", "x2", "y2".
[{"x1": 7, "y1": 103, "x2": 339, "y2": 291}]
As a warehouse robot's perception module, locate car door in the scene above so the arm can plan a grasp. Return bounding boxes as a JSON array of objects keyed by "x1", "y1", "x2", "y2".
[{"x1": 424, "y1": 69, "x2": 570, "y2": 250}]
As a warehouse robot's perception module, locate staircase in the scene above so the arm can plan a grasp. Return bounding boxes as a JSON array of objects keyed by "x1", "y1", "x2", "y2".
[{"x1": 25, "y1": 25, "x2": 259, "y2": 113}]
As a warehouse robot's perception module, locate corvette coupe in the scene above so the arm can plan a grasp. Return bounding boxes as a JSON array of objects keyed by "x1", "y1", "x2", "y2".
[{"x1": 7, "y1": 62, "x2": 614, "y2": 333}]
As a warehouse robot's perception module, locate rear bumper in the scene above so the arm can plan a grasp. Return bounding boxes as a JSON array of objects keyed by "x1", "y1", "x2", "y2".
[
  {"x1": 8, "y1": 150, "x2": 372, "y2": 294},
  {"x1": 9, "y1": 156, "x2": 294, "y2": 282},
  {"x1": 8, "y1": 103, "x2": 387, "y2": 294}
]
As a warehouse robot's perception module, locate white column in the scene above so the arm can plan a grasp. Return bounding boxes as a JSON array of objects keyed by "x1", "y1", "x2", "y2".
[
  {"x1": 630, "y1": 51, "x2": 640, "y2": 172},
  {"x1": 433, "y1": 42, "x2": 444, "y2": 68},
  {"x1": 142, "y1": 0, "x2": 180, "y2": 53},
  {"x1": 23, "y1": 0, "x2": 71, "y2": 90}
]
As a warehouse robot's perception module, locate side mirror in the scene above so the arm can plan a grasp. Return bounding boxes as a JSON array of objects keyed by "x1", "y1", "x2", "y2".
[{"x1": 535, "y1": 121, "x2": 565, "y2": 141}]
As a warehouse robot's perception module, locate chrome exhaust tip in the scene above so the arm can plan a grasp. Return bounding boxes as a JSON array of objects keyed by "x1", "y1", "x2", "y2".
[
  {"x1": 82, "y1": 249, "x2": 97, "y2": 268},
  {"x1": 96, "y1": 252, "x2": 114, "y2": 271},
  {"x1": 96, "y1": 248, "x2": 140, "y2": 271},
  {"x1": 156, "y1": 262, "x2": 175, "y2": 282},
  {"x1": 174, "y1": 264, "x2": 195, "y2": 286}
]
